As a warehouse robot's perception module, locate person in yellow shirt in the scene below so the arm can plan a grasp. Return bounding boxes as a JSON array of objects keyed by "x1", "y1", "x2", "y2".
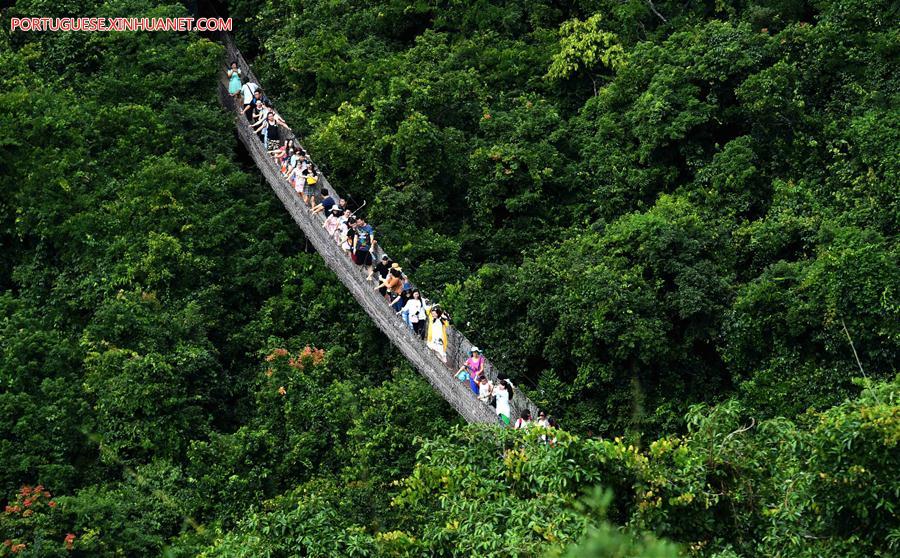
[{"x1": 425, "y1": 306, "x2": 449, "y2": 363}]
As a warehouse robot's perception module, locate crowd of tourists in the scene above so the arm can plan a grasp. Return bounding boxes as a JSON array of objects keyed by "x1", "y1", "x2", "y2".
[{"x1": 228, "y1": 63, "x2": 556, "y2": 430}]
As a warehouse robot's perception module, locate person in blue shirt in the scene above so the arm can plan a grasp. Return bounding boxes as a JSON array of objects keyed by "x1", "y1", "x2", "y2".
[{"x1": 311, "y1": 188, "x2": 336, "y2": 216}]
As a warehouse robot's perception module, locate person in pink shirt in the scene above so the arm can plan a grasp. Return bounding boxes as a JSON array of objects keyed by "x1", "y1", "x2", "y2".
[{"x1": 462, "y1": 347, "x2": 484, "y2": 395}]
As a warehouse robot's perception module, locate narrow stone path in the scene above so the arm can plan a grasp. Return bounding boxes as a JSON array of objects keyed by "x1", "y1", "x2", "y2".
[{"x1": 217, "y1": 34, "x2": 538, "y2": 424}]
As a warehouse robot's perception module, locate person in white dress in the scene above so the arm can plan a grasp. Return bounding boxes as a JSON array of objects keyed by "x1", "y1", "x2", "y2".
[
  {"x1": 398, "y1": 290, "x2": 426, "y2": 338},
  {"x1": 494, "y1": 380, "x2": 511, "y2": 425}
]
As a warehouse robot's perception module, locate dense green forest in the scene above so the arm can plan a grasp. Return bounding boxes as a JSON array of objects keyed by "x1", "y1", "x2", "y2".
[{"x1": 1, "y1": 0, "x2": 897, "y2": 556}]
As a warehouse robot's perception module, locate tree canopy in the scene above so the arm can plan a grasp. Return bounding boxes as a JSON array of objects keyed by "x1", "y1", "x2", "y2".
[{"x1": 1, "y1": 0, "x2": 897, "y2": 556}]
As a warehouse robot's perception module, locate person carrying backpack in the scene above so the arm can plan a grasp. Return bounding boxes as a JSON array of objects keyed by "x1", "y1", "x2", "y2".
[
  {"x1": 240, "y1": 81, "x2": 259, "y2": 122},
  {"x1": 353, "y1": 218, "x2": 376, "y2": 278}
]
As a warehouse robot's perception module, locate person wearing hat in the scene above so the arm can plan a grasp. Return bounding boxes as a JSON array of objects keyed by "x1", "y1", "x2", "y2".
[
  {"x1": 374, "y1": 262, "x2": 404, "y2": 296},
  {"x1": 383, "y1": 262, "x2": 404, "y2": 295}
]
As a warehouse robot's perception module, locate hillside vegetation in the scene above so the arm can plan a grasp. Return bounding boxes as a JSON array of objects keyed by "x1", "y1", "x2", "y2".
[
  {"x1": 240, "y1": 0, "x2": 898, "y2": 433},
  {"x1": 0, "y1": 0, "x2": 897, "y2": 556}
]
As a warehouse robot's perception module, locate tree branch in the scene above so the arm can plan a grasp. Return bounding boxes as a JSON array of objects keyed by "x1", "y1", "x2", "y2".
[
  {"x1": 646, "y1": 0, "x2": 668, "y2": 24},
  {"x1": 841, "y1": 318, "x2": 867, "y2": 378},
  {"x1": 724, "y1": 418, "x2": 755, "y2": 442}
]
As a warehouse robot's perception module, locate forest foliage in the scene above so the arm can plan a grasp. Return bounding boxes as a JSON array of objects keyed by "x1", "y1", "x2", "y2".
[
  {"x1": 239, "y1": 0, "x2": 899, "y2": 434},
  {"x1": 1, "y1": 0, "x2": 897, "y2": 556}
]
